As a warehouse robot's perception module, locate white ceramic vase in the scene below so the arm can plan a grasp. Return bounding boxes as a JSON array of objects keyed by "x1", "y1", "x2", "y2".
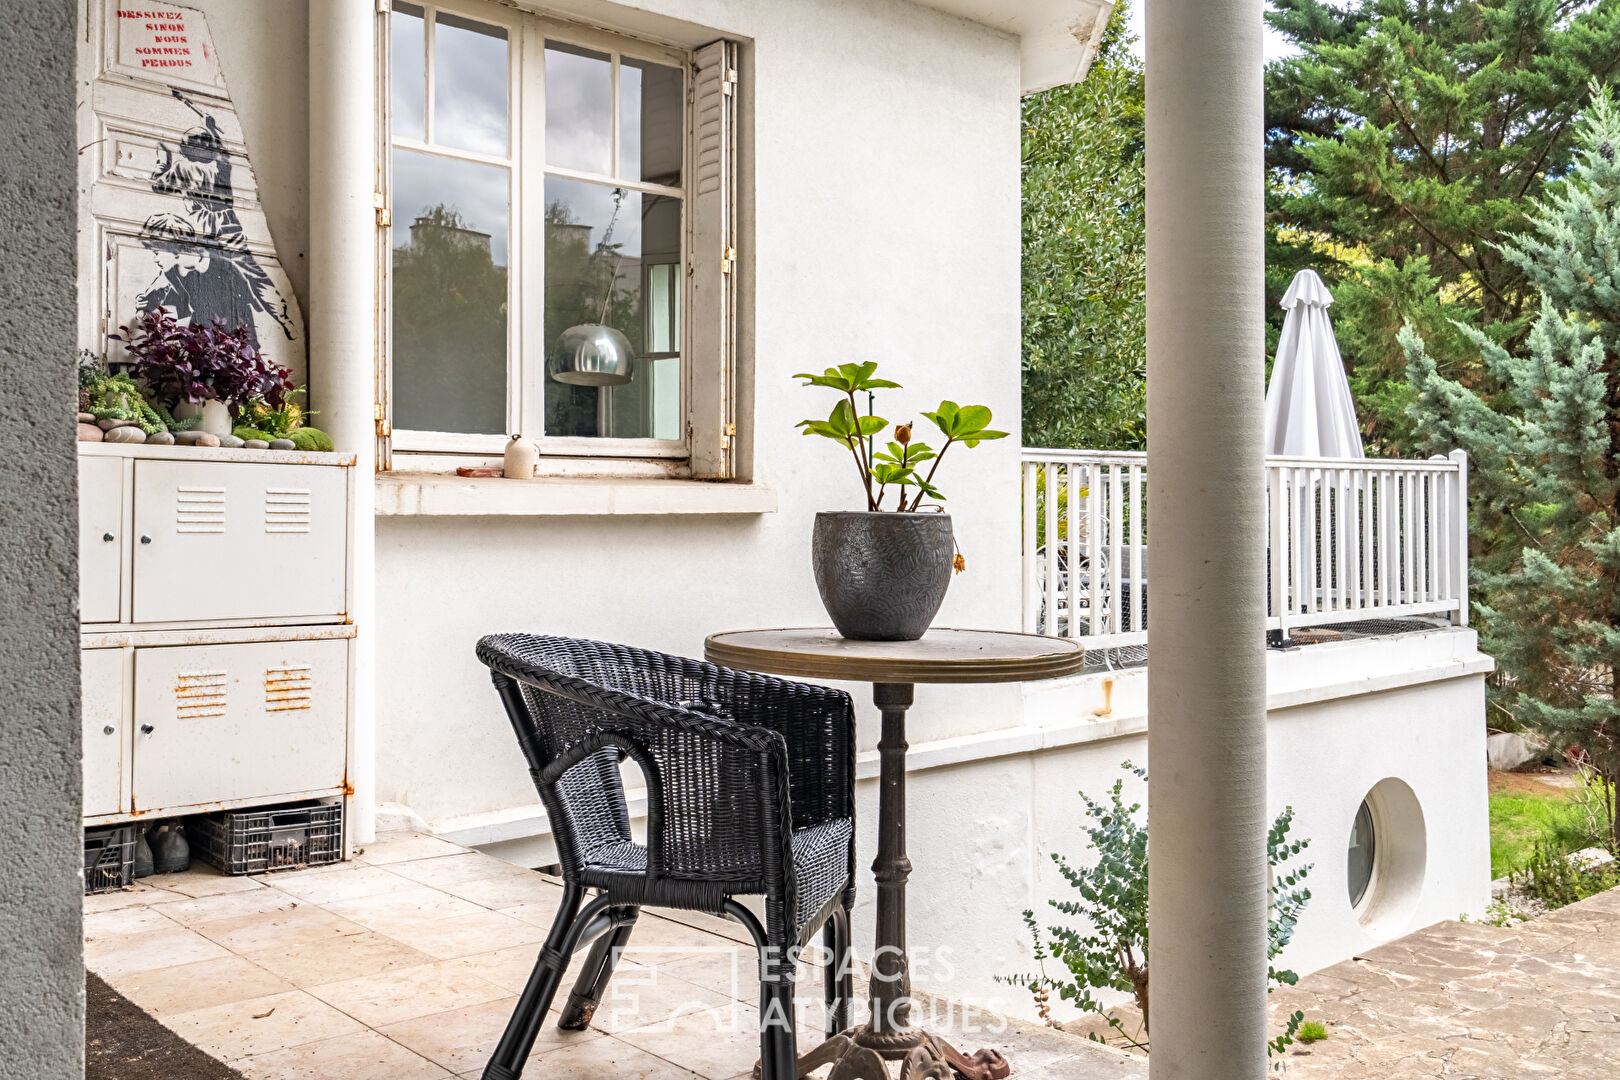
[{"x1": 175, "y1": 399, "x2": 233, "y2": 438}]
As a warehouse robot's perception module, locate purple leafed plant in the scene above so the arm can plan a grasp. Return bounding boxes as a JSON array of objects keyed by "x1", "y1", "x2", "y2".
[{"x1": 112, "y1": 310, "x2": 292, "y2": 411}]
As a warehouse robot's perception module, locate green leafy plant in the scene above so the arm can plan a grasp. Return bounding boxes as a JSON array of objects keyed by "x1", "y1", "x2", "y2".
[
  {"x1": 78, "y1": 347, "x2": 106, "y2": 391},
  {"x1": 795, "y1": 362, "x2": 1006, "y2": 512},
  {"x1": 1510, "y1": 843, "x2": 1620, "y2": 910},
  {"x1": 1000, "y1": 763, "x2": 1312, "y2": 1063},
  {"x1": 1022, "y1": 0, "x2": 1145, "y2": 451},
  {"x1": 84, "y1": 373, "x2": 196, "y2": 436},
  {"x1": 1296, "y1": 1020, "x2": 1328, "y2": 1044},
  {"x1": 239, "y1": 389, "x2": 310, "y2": 439}
]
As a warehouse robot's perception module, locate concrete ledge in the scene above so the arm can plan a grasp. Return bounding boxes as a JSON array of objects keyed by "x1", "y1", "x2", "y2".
[{"x1": 376, "y1": 472, "x2": 778, "y2": 516}]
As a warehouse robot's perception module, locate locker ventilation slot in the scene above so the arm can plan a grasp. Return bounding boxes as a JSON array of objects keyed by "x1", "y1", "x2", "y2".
[
  {"x1": 176, "y1": 670, "x2": 228, "y2": 719},
  {"x1": 265, "y1": 488, "x2": 312, "y2": 533},
  {"x1": 265, "y1": 665, "x2": 313, "y2": 712},
  {"x1": 176, "y1": 487, "x2": 226, "y2": 533}
]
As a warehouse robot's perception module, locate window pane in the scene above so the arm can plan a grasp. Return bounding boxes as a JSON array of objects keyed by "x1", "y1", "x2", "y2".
[
  {"x1": 391, "y1": 149, "x2": 509, "y2": 434},
  {"x1": 545, "y1": 41, "x2": 612, "y2": 175},
  {"x1": 391, "y1": 3, "x2": 426, "y2": 143},
  {"x1": 621, "y1": 58, "x2": 683, "y2": 186},
  {"x1": 434, "y1": 13, "x2": 508, "y2": 156},
  {"x1": 544, "y1": 176, "x2": 681, "y2": 438},
  {"x1": 1347, "y1": 799, "x2": 1376, "y2": 907}
]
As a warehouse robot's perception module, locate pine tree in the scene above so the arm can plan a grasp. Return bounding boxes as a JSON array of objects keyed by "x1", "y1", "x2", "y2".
[
  {"x1": 1404, "y1": 87, "x2": 1620, "y2": 849},
  {"x1": 1021, "y1": 2, "x2": 1145, "y2": 450},
  {"x1": 1266, "y1": 0, "x2": 1620, "y2": 452}
]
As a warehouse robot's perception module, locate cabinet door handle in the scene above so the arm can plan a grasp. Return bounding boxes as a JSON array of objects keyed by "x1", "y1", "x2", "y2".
[
  {"x1": 140, "y1": 724, "x2": 155, "y2": 735},
  {"x1": 103, "y1": 725, "x2": 115, "y2": 736},
  {"x1": 102, "y1": 532, "x2": 115, "y2": 542},
  {"x1": 139, "y1": 535, "x2": 152, "y2": 545}
]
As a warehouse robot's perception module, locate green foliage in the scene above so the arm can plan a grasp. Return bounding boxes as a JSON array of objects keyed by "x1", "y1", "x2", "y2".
[
  {"x1": 78, "y1": 347, "x2": 106, "y2": 390},
  {"x1": 1264, "y1": 0, "x2": 1620, "y2": 453},
  {"x1": 232, "y1": 426, "x2": 276, "y2": 443},
  {"x1": 287, "y1": 427, "x2": 335, "y2": 453},
  {"x1": 1489, "y1": 782, "x2": 1603, "y2": 878},
  {"x1": 1296, "y1": 1020, "x2": 1329, "y2": 1044},
  {"x1": 84, "y1": 373, "x2": 196, "y2": 435},
  {"x1": 1510, "y1": 842, "x2": 1620, "y2": 908},
  {"x1": 999, "y1": 763, "x2": 1312, "y2": 1060},
  {"x1": 1404, "y1": 88, "x2": 1620, "y2": 851},
  {"x1": 1020, "y1": 1, "x2": 1144, "y2": 450},
  {"x1": 794, "y1": 363, "x2": 1005, "y2": 512},
  {"x1": 239, "y1": 389, "x2": 309, "y2": 439}
]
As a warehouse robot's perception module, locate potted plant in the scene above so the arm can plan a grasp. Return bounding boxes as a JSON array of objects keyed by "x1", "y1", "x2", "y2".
[
  {"x1": 113, "y1": 311, "x2": 293, "y2": 437},
  {"x1": 795, "y1": 362, "x2": 1006, "y2": 640}
]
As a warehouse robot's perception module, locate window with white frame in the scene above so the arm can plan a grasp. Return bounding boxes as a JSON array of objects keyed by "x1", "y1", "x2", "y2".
[{"x1": 384, "y1": 1, "x2": 737, "y2": 476}]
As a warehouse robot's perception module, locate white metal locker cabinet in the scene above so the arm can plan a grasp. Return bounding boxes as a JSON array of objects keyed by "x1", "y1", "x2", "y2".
[
  {"x1": 131, "y1": 638, "x2": 348, "y2": 809},
  {"x1": 131, "y1": 460, "x2": 347, "y2": 623},
  {"x1": 82, "y1": 647, "x2": 127, "y2": 816},
  {"x1": 78, "y1": 455, "x2": 124, "y2": 623}
]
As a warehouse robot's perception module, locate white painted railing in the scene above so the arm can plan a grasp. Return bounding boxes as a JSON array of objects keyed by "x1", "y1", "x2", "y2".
[{"x1": 1022, "y1": 448, "x2": 1469, "y2": 646}]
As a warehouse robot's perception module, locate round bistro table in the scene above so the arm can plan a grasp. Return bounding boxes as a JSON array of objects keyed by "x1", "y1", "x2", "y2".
[{"x1": 705, "y1": 628, "x2": 1086, "y2": 1080}]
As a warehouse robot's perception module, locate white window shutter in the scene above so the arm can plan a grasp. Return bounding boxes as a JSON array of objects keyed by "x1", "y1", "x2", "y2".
[{"x1": 686, "y1": 39, "x2": 738, "y2": 479}]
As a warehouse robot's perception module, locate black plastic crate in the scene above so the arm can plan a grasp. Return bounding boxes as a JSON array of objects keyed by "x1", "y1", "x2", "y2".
[
  {"x1": 84, "y1": 824, "x2": 137, "y2": 894},
  {"x1": 190, "y1": 802, "x2": 343, "y2": 875}
]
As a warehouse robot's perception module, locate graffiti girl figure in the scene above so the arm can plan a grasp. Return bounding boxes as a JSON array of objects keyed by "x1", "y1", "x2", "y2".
[
  {"x1": 141, "y1": 89, "x2": 293, "y2": 344},
  {"x1": 137, "y1": 212, "x2": 264, "y2": 342}
]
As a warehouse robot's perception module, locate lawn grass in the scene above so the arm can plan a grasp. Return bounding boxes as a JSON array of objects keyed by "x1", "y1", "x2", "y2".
[{"x1": 1488, "y1": 771, "x2": 1599, "y2": 879}]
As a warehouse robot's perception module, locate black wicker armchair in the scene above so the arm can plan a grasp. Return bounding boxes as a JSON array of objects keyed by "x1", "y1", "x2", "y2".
[{"x1": 474, "y1": 634, "x2": 858, "y2": 1080}]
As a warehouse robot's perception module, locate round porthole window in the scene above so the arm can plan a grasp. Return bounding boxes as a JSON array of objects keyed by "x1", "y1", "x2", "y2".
[
  {"x1": 1350, "y1": 778, "x2": 1427, "y2": 938},
  {"x1": 1347, "y1": 799, "x2": 1376, "y2": 908}
]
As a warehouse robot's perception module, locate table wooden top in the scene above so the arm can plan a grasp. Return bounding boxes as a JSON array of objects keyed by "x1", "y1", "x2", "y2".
[{"x1": 704, "y1": 627, "x2": 1086, "y2": 685}]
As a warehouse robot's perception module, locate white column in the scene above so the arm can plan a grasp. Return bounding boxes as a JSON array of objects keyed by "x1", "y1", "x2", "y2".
[
  {"x1": 1145, "y1": 1, "x2": 1268, "y2": 1078},
  {"x1": 309, "y1": 0, "x2": 378, "y2": 844}
]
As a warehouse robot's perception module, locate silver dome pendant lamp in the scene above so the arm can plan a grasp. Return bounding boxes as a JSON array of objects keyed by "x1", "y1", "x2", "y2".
[{"x1": 549, "y1": 187, "x2": 635, "y2": 386}]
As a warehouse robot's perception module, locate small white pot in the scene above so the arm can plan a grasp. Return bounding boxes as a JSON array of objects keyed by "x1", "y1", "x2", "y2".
[{"x1": 175, "y1": 399, "x2": 233, "y2": 437}]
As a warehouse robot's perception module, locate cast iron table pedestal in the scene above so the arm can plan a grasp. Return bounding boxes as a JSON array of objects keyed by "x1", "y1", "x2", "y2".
[{"x1": 705, "y1": 628, "x2": 1086, "y2": 1080}]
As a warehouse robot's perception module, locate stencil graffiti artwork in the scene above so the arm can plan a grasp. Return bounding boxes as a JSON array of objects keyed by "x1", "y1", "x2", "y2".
[
  {"x1": 134, "y1": 90, "x2": 294, "y2": 348},
  {"x1": 85, "y1": 1, "x2": 306, "y2": 376}
]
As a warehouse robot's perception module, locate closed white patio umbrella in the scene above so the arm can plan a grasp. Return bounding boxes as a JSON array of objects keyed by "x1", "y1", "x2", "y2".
[{"x1": 1265, "y1": 269, "x2": 1364, "y2": 458}]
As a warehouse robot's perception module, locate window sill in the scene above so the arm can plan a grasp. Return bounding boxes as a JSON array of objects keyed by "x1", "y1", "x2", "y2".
[{"x1": 375, "y1": 472, "x2": 777, "y2": 517}]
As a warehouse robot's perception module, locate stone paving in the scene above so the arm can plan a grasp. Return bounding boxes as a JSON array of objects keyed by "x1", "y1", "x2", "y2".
[
  {"x1": 84, "y1": 832, "x2": 1143, "y2": 1080},
  {"x1": 1272, "y1": 887, "x2": 1620, "y2": 1078}
]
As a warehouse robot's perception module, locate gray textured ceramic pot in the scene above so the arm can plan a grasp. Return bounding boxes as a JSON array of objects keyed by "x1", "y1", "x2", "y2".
[{"x1": 812, "y1": 510, "x2": 953, "y2": 641}]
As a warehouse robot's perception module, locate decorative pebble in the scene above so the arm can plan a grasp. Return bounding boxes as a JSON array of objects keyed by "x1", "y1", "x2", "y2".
[
  {"x1": 175, "y1": 430, "x2": 208, "y2": 445},
  {"x1": 77, "y1": 423, "x2": 103, "y2": 442},
  {"x1": 147, "y1": 430, "x2": 175, "y2": 445},
  {"x1": 77, "y1": 412, "x2": 95, "y2": 424},
  {"x1": 217, "y1": 435, "x2": 244, "y2": 448},
  {"x1": 98, "y1": 417, "x2": 138, "y2": 431},
  {"x1": 104, "y1": 426, "x2": 147, "y2": 444},
  {"x1": 243, "y1": 439, "x2": 269, "y2": 449},
  {"x1": 193, "y1": 433, "x2": 221, "y2": 448},
  {"x1": 269, "y1": 439, "x2": 295, "y2": 450}
]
